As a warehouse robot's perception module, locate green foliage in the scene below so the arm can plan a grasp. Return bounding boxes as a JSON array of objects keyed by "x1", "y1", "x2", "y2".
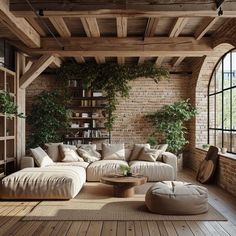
[
  {"x1": 146, "y1": 99, "x2": 197, "y2": 154},
  {"x1": 0, "y1": 90, "x2": 24, "y2": 118},
  {"x1": 27, "y1": 91, "x2": 69, "y2": 148},
  {"x1": 120, "y1": 164, "x2": 131, "y2": 174},
  {"x1": 57, "y1": 61, "x2": 170, "y2": 130},
  {"x1": 147, "y1": 136, "x2": 158, "y2": 148}
]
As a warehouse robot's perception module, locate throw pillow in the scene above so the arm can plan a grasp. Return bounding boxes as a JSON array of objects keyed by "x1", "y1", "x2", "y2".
[
  {"x1": 129, "y1": 144, "x2": 150, "y2": 161},
  {"x1": 78, "y1": 144, "x2": 97, "y2": 151},
  {"x1": 138, "y1": 147, "x2": 163, "y2": 162},
  {"x1": 77, "y1": 148, "x2": 100, "y2": 163},
  {"x1": 157, "y1": 144, "x2": 168, "y2": 152},
  {"x1": 45, "y1": 142, "x2": 63, "y2": 162},
  {"x1": 102, "y1": 143, "x2": 125, "y2": 160},
  {"x1": 30, "y1": 147, "x2": 54, "y2": 167},
  {"x1": 77, "y1": 144, "x2": 101, "y2": 159},
  {"x1": 59, "y1": 144, "x2": 84, "y2": 162}
]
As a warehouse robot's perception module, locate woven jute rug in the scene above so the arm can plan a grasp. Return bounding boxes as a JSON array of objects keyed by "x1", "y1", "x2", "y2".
[{"x1": 23, "y1": 183, "x2": 226, "y2": 221}]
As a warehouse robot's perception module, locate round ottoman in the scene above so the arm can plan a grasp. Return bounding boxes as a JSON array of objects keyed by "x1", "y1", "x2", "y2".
[{"x1": 145, "y1": 181, "x2": 208, "y2": 215}]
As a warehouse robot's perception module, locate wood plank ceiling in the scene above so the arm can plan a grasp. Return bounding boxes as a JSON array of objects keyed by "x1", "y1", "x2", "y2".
[{"x1": 0, "y1": 0, "x2": 235, "y2": 68}]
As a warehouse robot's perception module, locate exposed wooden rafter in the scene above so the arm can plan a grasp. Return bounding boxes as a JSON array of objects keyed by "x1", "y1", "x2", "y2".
[
  {"x1": 12, "y1": 37, "x2": 212, "y2": 58},
  {"x1": 81, "y1": 17, "x2": 105, "y2": 64},
  {"x1": 49, "y1": 16, "x2": 71, "y2": 38},
  {"x1": 139, "y1": 17, "x2": 159, "y2": 65},
  {"x1": 20, "y1": 54, "x2": 55, "y2": 89},
  {"x1": 116, "y1": 16, "x2": 127, "y2": 65},
  {"x1": 0, "y1": 0, "x2": 40, "y2": 48},
  {"x1": 195, "y1": 17, "x2": 218, "y2": 40},
  {"x1": 155, "y1": 57, "x2": 164, "y2": 67},
  {"x1": 74, "y1": 56, "x2": 85, "y2": 64},
  {"x1": 167, "y1": 17, "x2": 188, "y2": 67},
  {"x1": 169, "y1": 17, "x2": 188, "y2": 38}
]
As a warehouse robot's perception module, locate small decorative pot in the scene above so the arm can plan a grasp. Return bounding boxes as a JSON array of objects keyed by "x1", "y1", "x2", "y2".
[
  {"x1": 221, "y1": 147, "x2": 227, "y2": 154},
  {"x1": 126, "y1": 172, "x2": 132, "y2": 177}
]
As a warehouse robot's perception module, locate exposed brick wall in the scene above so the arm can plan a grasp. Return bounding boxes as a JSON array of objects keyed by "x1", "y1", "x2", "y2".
[{"x1": 26, "y1": 73, "x2": 191, "y2": 148}]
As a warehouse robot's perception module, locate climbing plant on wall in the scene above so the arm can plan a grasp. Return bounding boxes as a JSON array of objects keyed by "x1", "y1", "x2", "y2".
[{"x1": 57, "y1": 61, "x2": 170, "y2": 131}]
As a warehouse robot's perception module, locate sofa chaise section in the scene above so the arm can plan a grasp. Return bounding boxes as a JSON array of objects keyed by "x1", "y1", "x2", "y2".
[{"x1": 0, "y1": 166, "x2": 86, "y2": 200}]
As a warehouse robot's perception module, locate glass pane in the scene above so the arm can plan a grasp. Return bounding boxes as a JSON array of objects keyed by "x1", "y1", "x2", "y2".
[
  {"x1": 209, "y1": 72, "x2": 216, "y2": 94},
  {"x1": 232, "y1": 51, "x2": 236, "y2": 86},
  {"x1": 209, "y1": 95, "x2": 215, "y2": 128},
  {"x1": 223, "y1": 53, "x2": 231, "y2": 89},
  {"x1": 209, "y1": 129, "x2": 215, "y2": 146},
  {"x1": 216, "y1": 93, "x2": 222, "y2": 128},
  {"x1": 223, "y1": 131, "x2": 230, "y2": 151},
  {"x1": 223, "y1": 90, "x2": 231, "y2": 129},
  {"x1": 232, "y1": 131, "x2": 236, "y2": 153},
  {"x1": 216, "y1": 130, "x2": 222, "y2": 148},
  {"x1": 216, "y1": 61, "x2": 222, "y2": 92},
  {"x1": 232, "y1": 88, "x2": 236, "y2": 130}
]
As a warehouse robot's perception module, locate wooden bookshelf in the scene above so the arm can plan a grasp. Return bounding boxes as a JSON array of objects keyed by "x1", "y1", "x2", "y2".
[
  {"x1": 65, "y1": 82, "x2": 111, "y2": 146},
  {"x1": 0, "y1": 66, "x2": 16, "y2": 179}
]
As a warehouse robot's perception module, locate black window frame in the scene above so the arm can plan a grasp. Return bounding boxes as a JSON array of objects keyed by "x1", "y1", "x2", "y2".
[{"x1": 208, "y1": 48, "x2": 236, "y2": 155}]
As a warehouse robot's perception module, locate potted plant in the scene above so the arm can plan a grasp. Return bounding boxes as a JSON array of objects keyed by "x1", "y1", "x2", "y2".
[
  {"x1": 147, "y1": 136, "x2": 158, "y2": 148},
  {"x1": 146, "y1": 99, "x2": 197, "y2": 170},
  {"x1": 0, "y1": 90, "x2": 24, "y2": 118},
  {"x1": 120, "y1": 164, "x2": 132, "y2": 176}
]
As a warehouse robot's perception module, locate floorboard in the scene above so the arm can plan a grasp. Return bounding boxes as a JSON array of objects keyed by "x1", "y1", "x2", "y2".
[{"x1": 0, "y1": 169, "x2": 235, "y2": 236}]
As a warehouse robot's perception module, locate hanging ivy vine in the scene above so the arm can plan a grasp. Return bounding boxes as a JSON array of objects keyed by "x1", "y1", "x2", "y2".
[{"x1": 57, "y1": 61, "x2": 170, "y2": 131}]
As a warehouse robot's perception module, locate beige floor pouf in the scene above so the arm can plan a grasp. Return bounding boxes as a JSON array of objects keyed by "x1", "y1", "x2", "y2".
[{"x1": 145, "y1": 181, "x2": 208, "y2": 215}]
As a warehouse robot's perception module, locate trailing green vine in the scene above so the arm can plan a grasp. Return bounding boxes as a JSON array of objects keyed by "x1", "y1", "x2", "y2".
[
  {"x1": 0, "y1": 90, "x2": 24, "y2": 118},
  {"x1": 57, "y1": 61, "x2": 170, "y2": 130}
]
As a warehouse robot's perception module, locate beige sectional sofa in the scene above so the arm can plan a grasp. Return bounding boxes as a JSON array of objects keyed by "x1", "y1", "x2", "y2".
[{"x1": 1, "y1": 143, "x2": 177, "y2": 200}]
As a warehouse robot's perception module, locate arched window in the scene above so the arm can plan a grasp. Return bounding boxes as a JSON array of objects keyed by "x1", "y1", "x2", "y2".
[{"x1": 208, "y1": 49, "x2": 236, "y2": 154}]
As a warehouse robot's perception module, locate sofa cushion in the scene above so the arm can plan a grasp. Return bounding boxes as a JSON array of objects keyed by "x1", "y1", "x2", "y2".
[
  {"x1": 59, "y1": 144, "x2": 84, "y2": 162},
  {"x1": 77, "y1": 148, "x2": 101, "y2": 163},
  {"x1": 138, "y1": 147, "x2": 163, "y2": 162},
  {"x1": 47, "y1": 161, "x2": 89, "y2": 169},
  {"x1": 102, "y1": 143, "x2": 125, "y2": 160},
  {"x1": 129, "y1": 161, "x2": 174, "y2": 181},
  {"x1": 30, "y1": 147, "x2": 54, "y2": 167},
  {"x1": 129, "y1": 144, "x2": 150, "y2": 161},
  {"x1": 45, "y1": 143, "x2": 63, "y2": 162},
  {"x1": 0, "y1": 167, "x2": 86, "y2": 199},
  {"x1": 86, "y1": 160, "x2": 129, "y2": 181}
]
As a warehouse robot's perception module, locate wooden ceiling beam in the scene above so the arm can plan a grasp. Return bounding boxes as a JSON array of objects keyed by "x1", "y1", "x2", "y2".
[
  {"x1": 167, "y1": 17, "x2": 188, "y2": 67},
  {"x1": 169, "y1": 17, "x2": 188, "y2": 38},
  {"x1": 10, "y1": 1, "x2": 236, "y2": 18},
  {"x1": 116, "y1": 16, "x2": 127, "y2": 65},
  {"x1": 172, "y1": 57, "x2": 185, "y2": 67},
  {"x1": 138, "y1": 17, "x2": 159, "y2": 64},
  {"x1": 49, "y1": 16, "x2": 71, "y2": 38},
  {"x1": 50, "y1": 56, "x2": 62, "y2": 68},
  {"x1": 20, "y1": 54, "x2": 55, "y2": 89},
  {"x1": 155, "y1": 57, "x2": 164, "y2": 67},
  {"x1": 0, "y1": 0, "x2": 40, "y2": 48},
  {"x1": 25, "y1": 17, "x2": 46, "y2": 37},
  {"x1": 195, "y1": 17, "x2": 219, "y2": 40},
  {"x1": 81, "y1": 17, "x2": 105, "y2": 64},
  {"x1": 74, "y1": 56, "x2": 85, "y2": 64},
  {"x1": 12, "y1": 37, "x2": 213, "y2": 58}
]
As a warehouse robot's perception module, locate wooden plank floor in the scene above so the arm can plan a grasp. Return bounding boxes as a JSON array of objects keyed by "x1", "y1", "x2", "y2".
[{"x1": 0, "y1": 169, "x2": 235, "y2": 236}]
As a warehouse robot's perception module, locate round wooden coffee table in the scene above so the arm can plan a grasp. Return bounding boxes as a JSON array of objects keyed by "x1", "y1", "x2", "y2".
[{"x1": 100, "y1": 174, "x2": 148, "y2": 198}]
